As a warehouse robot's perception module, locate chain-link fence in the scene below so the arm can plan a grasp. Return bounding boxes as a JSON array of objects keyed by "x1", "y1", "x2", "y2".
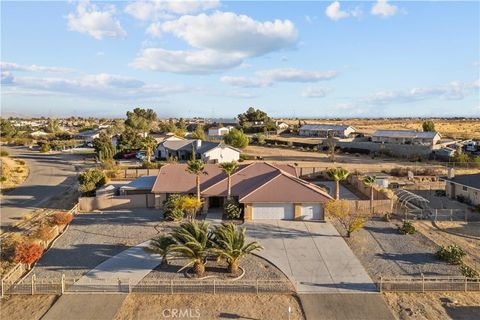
[{"x1": 379, "y1": 276, "x2": 480, "y2": 292}]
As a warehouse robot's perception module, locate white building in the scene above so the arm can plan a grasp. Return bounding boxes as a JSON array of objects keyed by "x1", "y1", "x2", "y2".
[
  {"x1": 208, "y1": 126, "x2": 233, "y2": 137},
  {"x1": 299, "y1": 124, "x2": 356, "y2": 138}
]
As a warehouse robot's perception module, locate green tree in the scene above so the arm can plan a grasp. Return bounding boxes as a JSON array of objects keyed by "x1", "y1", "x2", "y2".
[
  {"x1": 219, "y1": 161, "x2": 238, "y2": 199},
  {"x1": 142, "y1": 136, "x2": 158, "y2": 163},
  {"x1": 363, "y1": 176, "x2": 377, "y2": 214},
  {"x1": 93, "y1": 132, "x2": 115, "y2": 162},
  {"x1": 78, "y1": 168, "x2": 107, "y2": 195},
  {"x1": 125, "y1": 108, "x2": 157, "y2": 133},
  {"x1": 186, "y1": 160, "x2": 206, "y2": 202},
  {"x1": 223, "y1": 128, "x2": 249, "y2": 149},
  {"x1": 45, "y1": 118, "x2": 60, "y2": 133},
  {"x1": 324, "y1": 132, "x2": 338, "y2": 162},
  {"x1": 212, "y1": 223, "x2": 263, "y2": 273},
  {"x1": 422, "y1": 120, "x2": 435, "y2": 132},
  {"x1": 238, "y1": 107, "x2": 270, "y2": 126},
  {"x1": 0, "y1": 119, "x2": 16, "y2": 137},
  {"x1": 118, "y1": 128, "x2": 142, "y2": 151},
  {"x1": 326, "y1": 168, "x2": 350, "y2": 200},
  {"x1": 177, "y1": 118, "x2": 187, "y2": 132},
  {"x1": 191, "y1": 125, "x2": 206, "y2": 140},
  {"x1": 39, "y1": 143, "x2": 50, "y2": 153},
  {"x1": 168, "y1": 220, "x2": 214, "y2": 275}
]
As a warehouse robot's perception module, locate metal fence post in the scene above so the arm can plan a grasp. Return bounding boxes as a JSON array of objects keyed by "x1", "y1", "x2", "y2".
[
  {"x1": 1, "y1": 278, "x2": 4, "y2": 298},
  {"x1": 61, "y1": 274, "x2": 65, "y2": 294},
  {"x1": 256, "y1": 279, "x2": 259, "y2": 295},
  {"x1": 170, "y1": 279, "x2": 174, "y2": 295},
  {"x1": 213, "y1": 279, "x2": 216, "y2": 295},
  {"x1": 128, "y1": 279, "x2": 131, "y2": 293},
  {"x1": 421, "y1": 274, "x2": 425, "y2": 293},
  {"x1": 465, "y1": 277, "x2": 468, "y2": 292},
  {"x1": 31, "y1": 274, "x2": 36, "y2": 295},
  {"x1": 379, "y1": 277, "x2": 382, "y2": 293}
]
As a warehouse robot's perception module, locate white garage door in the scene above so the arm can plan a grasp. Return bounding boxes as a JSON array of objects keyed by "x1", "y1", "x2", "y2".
[
  {"x1": 252, "y1": 203, "x2": 294, "y2": 220},
  {"x1": 300, "y1": 204, "x2": 323, "y2": 220}
]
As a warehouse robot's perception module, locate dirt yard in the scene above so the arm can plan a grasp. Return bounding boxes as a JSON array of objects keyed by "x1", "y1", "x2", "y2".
[
  {"x1": 0, "y1": 155, "x2": 29, "y2": 190},
  {"x1": 384, "y1": 292, "x2": 480, "y2": 320},
  {"x1": 115, "y1": 294, "x2": 304, "y2": 320},
  {"x1": 0, "y1": 295, "x2": 58, "y2": 320}
]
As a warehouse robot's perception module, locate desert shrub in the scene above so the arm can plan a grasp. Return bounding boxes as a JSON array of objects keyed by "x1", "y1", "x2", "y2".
[
  {"x1": 239, "y1": 154, "x2": 256, "y2": 161},
  {"x1": 0, "y1": 176, "x2": 6, "y2": 182},
  {"x1": 78, "y1": 168, "x2": 107, "y2": 195},
  {"x1": 141, "y1": 160, "x2": 163, "y2": 169},
  {"x1": 39, "y1": 143, "x2": 50, "y2": 153},
  {"x1": 15, "y1": 167, "x2": 23, "y2": 173},
  {"x1": 51, "y1": 212, "x2": 73, "y2": 225},
  {"x1": 33, "y1": 223, "x2": 57, "y2": 244},
  {"x1": 398, "y1": 221, "x2": 416, "y2": 235},
  {"x1": 13, "y1": 243, "x2": 43, "y2": 265},
  {"x1": 165, "y1": 208, "x2": 185, "y2": 221},
  {"x1": 15, "y1": 159, "x2": 25, "y2": 165},
  {"x1": 0, "y1": 150, "x2": 9, "y2": 157},
  {"x1": 325, "y1": 200, "x2": 367, "y2": 237},
  {"x1": 435, "y1": 244, "x2": 466, "y2": 265},
  {"x1": 460, "y1": 264, "x2": 479, "y2": 278},
  {"x1": 163, "y1": 194, "x2": 186, "y2": 221},
  {"x1": 223, "y1": 128, "x2": 249, "y2": 149},
  {"x1": 1, "y1": 233, "x2": 24, "y2": 261},
  {"x1": 224, "y1": 199, "x2": 242, "y2": 219}
]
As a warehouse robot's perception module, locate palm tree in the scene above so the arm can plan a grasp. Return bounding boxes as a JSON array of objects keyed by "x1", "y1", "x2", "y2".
[
  {"x1": 363, "y1": 176, "x2": 377, "y2": 214},
  {"x1": 142, "y1": 136, "x2": 157, "y2": 163},
  {"x1": 327, "y1": 168, "x2": 350, "y2": 200},
  {"x1": 149, "y1": 235, "x2": 175, "y2": 265},
  {"x1": 212, "y1": 223, "x2": 263, "y2": 273},
  {"x1": 168, "y1": 220, "x2": 214, "y2": 275},
  {"x1": 219, "y1": 162, "x2": 238, "y2": 199},
  {"x1": 186, "y1": 159, "x2": 206, "y2": 202}
]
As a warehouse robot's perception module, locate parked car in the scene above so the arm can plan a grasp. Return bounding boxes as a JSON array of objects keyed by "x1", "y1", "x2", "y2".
[
  {"x1": 136, "y1": 151, "x2": 147, "y2": 160},
  {"x1": 120, "y1": 151, "x2": 137, "y2": 159}
]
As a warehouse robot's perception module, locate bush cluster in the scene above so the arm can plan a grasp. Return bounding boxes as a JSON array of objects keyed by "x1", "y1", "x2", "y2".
[
  {"x1": 224, "y1": 199, "x2": 242, "y2": 219},
  {"x1": 398, "y1": 221, "x2": 416, "y2": 235},
  {"x1": 435, "y1": 244, "x2": 466, "y2": 265}
]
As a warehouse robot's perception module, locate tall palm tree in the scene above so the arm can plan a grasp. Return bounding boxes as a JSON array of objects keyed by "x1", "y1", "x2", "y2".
[
  {"x1": 212, "y1": 223, "x2": 263, "y2": 273},
  {"x1": 219, "y1": 161, "x2": 238, "y2": 200},
  {"x1": 327, "y1": 168, "x2": 350, "y2": 200},
  {"x1": 363, "y1": 176, "x2": 377, "y2": 214},
  {"x1": 168, "y1": 220, "x2": 214, "y2": 275},
  {"x1": 149, "y1": 235, "x2": 175, "y2": 265},
  {"x1": 186, "y1": 159, "x2": 206, "y2": 202},
  {"x1": 142, "y1": 136, "x2": 157, "y2": 163}
]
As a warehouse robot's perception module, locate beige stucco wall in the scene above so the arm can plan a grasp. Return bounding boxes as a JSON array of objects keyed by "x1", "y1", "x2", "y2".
[
  {"x1": 244, "y1": 203, "x2": 252, "y2": 220},
  {"x1": 79, "y1": 194, "x2": 155, "y2": 211},
  {"x1": 446, "y1": 182, "x2": 480, "y2": 206}
]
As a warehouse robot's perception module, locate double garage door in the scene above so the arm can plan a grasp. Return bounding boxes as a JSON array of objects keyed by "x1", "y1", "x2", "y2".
[{"x1": 251, "y1": 203, "x2": 323, "y2": 220}]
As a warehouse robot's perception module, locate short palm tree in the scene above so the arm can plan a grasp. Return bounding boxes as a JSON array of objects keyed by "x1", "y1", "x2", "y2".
[
  {"x1": 186, "y1": 159, "x2": 206, "y2": 202},
  {"x1": 327, "y1": 168, "x2": 350, "y2": 200},
  {"x1": 363, "y1": 176, "x2": 377, "y2": 214},
  {"x1": 149, "y1": 235, "x2": 175, "y2": 265},
  {"x1": 219, "y1": 161, "x2": 238, "y2": 199},
  {"x1": 213, "y1": 223, "x2": 263, "y2": 273},
  {"x1": 142, "y1": 136, "x2": 158, "y2": 163},
  {"x1": 168, "y1": 220, "x2": 214, "y2": 275}
]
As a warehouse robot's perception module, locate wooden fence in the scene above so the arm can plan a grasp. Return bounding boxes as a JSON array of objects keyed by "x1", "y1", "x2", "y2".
[
  {"x1": 106, "y1": 168, "x2": 160, "y2": 180},
  {"x1": 379, "y1": 276, "x2": 480, "y2": 292}
]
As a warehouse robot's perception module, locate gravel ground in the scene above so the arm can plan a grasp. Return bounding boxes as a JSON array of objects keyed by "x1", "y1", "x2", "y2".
[
  {"x1": 142, "y1": 254, "x2": 287, "y2": 281},
  {"x1": 28, "y1": 209, "x2": 163, "y2": 279},
  {"x1": 332, "y1": 218, "x2": 460, "y2": 280}
]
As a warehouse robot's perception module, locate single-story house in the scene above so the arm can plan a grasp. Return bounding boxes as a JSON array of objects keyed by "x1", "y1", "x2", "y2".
[
  {"x1": 75, "y1": 129, "x2": 100, "y2": 143},
  {"x1": 157, "y1": 139, "x2": 240, "y2": 163},
  {"x1": 443, "y1": 172, "x2": 480, "y2": 206},
  {"x1": 276, "y1": 121, "x2": 289, "y2": 130},
  {"x1": 299, "y1": 124, "x2": 356, "y2": 138},
  {"x1": 30, "y1": 130, "x2": 50, "y2": 138},
  {"x1": 119, "y1": 176, "x2": 156, "y2": 195},
  {"x1": 371, "y1": 130, "x2": 441, "y2": 146},
  {"x1": 151, "y1": 162, "x2": 332, "y2": 220},
  {"x1": 208, "y1": 126, "x2": 233, "y2": 137}
]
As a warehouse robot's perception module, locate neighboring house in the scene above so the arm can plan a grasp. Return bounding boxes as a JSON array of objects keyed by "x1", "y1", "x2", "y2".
[
  {"x1": 157, "y1": 139, "x2": 240, "y2": 163},
  {"x1": 151, "y1": 162, "x2": 332, "y2": 220},
  {"x1": 275, "y1": 121, "x2": 289, "y2": 130},
  {"x1": 153, "y1": 134, "x2": 185, "y2": 158},
  {"x1": 443, "y1": 172, "x2": 480, "y2": 205},
  {"x1": 119, "y1": 176, "x2": 156, "y2": 195},
  {"x1": 299, "y1": 124, "x2": 356, "y2": 138},
  {"x1": 371, "y1": 130, "x2": 441, "y2": 146},
  {"x1": 30, "y1": 130, "x2": 49, "y2": 138},
  {"x1": 208, "y1": 126, "x2": 233, "y2": 137},
  {"x1": 206, "y1": 118, "x2": 239, "y2": 127},
  {"x1": 75, "y1": 129, "x2": 100, "y2": 143}
]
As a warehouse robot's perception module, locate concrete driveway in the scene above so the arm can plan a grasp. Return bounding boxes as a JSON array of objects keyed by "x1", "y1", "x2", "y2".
[{"x1": 246, "y1": 220, "x2": 376, "y2": 293}]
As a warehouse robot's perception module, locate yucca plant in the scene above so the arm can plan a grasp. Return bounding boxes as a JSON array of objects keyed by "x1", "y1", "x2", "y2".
[
  {"x1": 168, "y1": 220, "x2": 214, "y2": 275},
  {"x1": 149, "y1": 235, "x2": 175, "y2": 265},
  {"x1": 212, "y1": 223, "x2": 263, "y2": 273}
]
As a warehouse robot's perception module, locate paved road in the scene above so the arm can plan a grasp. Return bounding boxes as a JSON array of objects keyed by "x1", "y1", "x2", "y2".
[
  {"x1": 300, "y1": 293, "x2": 395, "y2": 320},
  {"x1": 1, "y1": 146, "x2": 84, "y2": 230},
  {"x1": 246, "y1": 220, "x2": 377, "y2": 293}
]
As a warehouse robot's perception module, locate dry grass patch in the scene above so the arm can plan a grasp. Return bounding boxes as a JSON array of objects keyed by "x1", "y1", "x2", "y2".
[
  {"x1": 115, "y1": 294, "x2": 304, "y2": 320},
  {"x1": 0, "y1": 156, "x2": 28, "y2": 190},
  {"x1": 0, "y1": 295, "x2": 58, "y2": 320},
  {"x1": 384, "y1": 292, "x2": 480, "y2": 320}
]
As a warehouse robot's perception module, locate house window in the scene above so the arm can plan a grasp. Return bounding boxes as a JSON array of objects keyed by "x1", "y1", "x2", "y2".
[{"x1": 462, "y1": 186, "x2": 467, "y2": 191}]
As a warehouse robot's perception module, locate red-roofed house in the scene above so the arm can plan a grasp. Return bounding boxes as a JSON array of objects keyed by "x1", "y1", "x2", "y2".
[{"x1": 151, "y1": 162, "x2": 332, "y2": 220}]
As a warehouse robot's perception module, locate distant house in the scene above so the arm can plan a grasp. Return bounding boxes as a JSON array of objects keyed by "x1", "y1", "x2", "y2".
[
  {"x1": 299, "y1": 124, "x2": 356, "y2": 138},
  {"x1": 206, "y1": 118, "x2": 239, "y2": 127},
  {"x1": 371, "y1": 130, "x2": 441, "y2": 146},
  {"x1": 157, "y1": 139, "x2": 240, "y2": 163},
  {"x1": 208, "y1": 126, "x2": 233, "y2": 137},
  {"x1": 30, "y1": 130, "x2": 49, "y2": 138},
  {"x1": 443, "y1": 172, "x2": 480, "y2": 205},
  {"x1": 276, "y1": 121, "x2": 289, "y2": 130},
  {"x1": 75, "y1": 129, "x2": 100, "y2": 143},
  {"x1": 433, "y1": 147, "x2": 456, "y2": 159}
]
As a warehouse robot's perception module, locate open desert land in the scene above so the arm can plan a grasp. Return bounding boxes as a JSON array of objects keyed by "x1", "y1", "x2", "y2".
[
  {"x1": 281, "y1": 118, "x2": 480, "y2": 140},
  {"x1": 0, "y1": 155, "x2": 29, "y2": 191}
]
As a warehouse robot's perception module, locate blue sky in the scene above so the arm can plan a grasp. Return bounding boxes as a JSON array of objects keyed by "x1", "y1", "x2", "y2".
[{"x1": 1, "y1": 0, "x2": 479, "y2": 118}]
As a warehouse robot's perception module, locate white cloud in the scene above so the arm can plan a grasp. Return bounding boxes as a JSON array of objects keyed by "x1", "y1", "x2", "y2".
[
  {"x1": 221, "y1": 68, "x2": 338, "y2": 88},
  {"x1": 362, "y1": 80, "x2": 479, "y2": 105},
  {"x1": 66, "y1": 1, "x2": 126, "y2": 39},
  {"x1": 133, "y1": 11, "x2": 298, "y2": 74},
  {"x1": 371, "y1": 0, "x2": 398, "y2": 17},
  {"x1": 325, "y1": 1, "x2": 350, "y2": 21},
  {"x1": 0, "y1": 61, "x2": 74, "y2": 73},
  {"x1": 125, "y1": 0, "x2": 219, "y2": 21},
  {"x1": 146, "y1": 22, "x2": 163, "y2": 37},
  {"x1": 301, "y1": 87, "x2": 330, "y2": 98}
]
